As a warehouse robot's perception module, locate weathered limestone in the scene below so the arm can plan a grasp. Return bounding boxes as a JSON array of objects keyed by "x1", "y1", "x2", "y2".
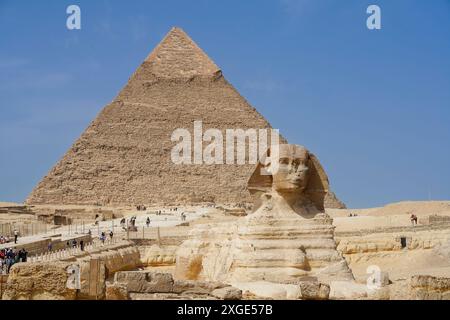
[
  {"x1": 409, "y1": 275, "x2": 450, "y2": 300},
  {"x1": 2, "y1": 262, "x2": 77, "y2": 300},
  {"x1": 141, "y1": 245, "x2": 177, "y2": 267},
  {"x1": 329, "y1": 281, "x2": 368, "y2": 300},
  {"x1": 299, "y1": 280, "x2": 330, "y2": 300},
  {"x1": 106, "y1": 271, "x2": 242, "y2": 300},
  {"x1": 211, "y1": 287, "x2": 242, "y2": 300},
  {"x1": 175, "y1": 144, "x2": 353, "y2": 290},
  {"x1": 1, "y1": 243, "x2": 140, "y2": 300}
]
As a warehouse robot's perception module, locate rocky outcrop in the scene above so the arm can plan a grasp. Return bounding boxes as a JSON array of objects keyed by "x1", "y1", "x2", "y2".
[
  {"x1": 106, "y1": 271, "x2": 242, "y2": 300},
  {"x1": 2, "y1": 262, "x2": 77, "y2": 300},
  {"x1": 337, "y1": 229, "x2": 450, "y2": 256},
  {"x1": 1, "y1": 243, "x2": 140, "y2": 300},
  {"x1": 409, "y1": 275, "x2": 450, "y2": 300},
  {"x1": 141, "y1": 245, "x2": 177, "y2": 267}
]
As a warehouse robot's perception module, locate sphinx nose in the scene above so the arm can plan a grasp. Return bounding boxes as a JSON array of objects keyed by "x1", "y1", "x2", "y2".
[{"x1": 296, "y1": 165, "x2": 308, "y2": 174}]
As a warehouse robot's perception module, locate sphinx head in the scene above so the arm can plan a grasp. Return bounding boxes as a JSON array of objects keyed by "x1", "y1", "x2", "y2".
[
  {"x1": 248, "y1": 144, "x2": 329, "y2": 211},
  {"x1": 271, "y1": 145, "x2": 310, "y2": 193}
]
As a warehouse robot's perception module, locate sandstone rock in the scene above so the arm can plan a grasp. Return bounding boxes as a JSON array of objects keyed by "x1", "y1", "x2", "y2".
[
  {"x1": 299, "y1": 281, "x2": 330, "y2": 300},
  {"x1": 2, "y1": 262, "x2": 76, "y2": 300},
  {"x1": 2, "y1": 244, "x2": 140, "y2": 300},
  {"x1": 105, "y1": 282, "x2": 128, "y2": 300},
  {"x1": 367, "y1": 286, "x2": 390, "y2": 300},
  {"x1": 409, "y1": 275, "x2": 450, "y2": 300},
  {"x1": 211, "y1": 287, "x2": 242, "y2": 300},
  {"x1": 141, "y1": 245, "x2": 177, "y2": 267},
  {"x1": 173, "y1": 280, "x2": 226, "y2": 294},
  {"x1": 231, "y1": 281, "x2": 301, "y2": 300},
  {"x1": 115, "y1": 271, "x2": 174, "y2": 293}
]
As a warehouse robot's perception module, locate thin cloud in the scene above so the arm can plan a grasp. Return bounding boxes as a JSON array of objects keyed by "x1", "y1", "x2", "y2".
[
  {"x1": 0, "y1": 57, "x2": 30, "y2": 69},
  {"x1": 0, "y1": 72, "x2": 72, "y2": 91}
]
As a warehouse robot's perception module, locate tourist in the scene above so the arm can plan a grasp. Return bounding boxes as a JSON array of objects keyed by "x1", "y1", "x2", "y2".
[
  {"x1": 410, "y1": 214, "x2": 418, "y2": 226},
  {"x1": 18, "y1": 248, "x2": 27, "y2": 262},
  {"x1": 80, "y1": 240, "x2": 84, "y2": 251},
  {"x1": 146, "y1": 217, "x2": 150, "y2": 227},
  {"x1": 66, "y1": 240, "x2": 70, "y2": 248},
  {"x1": 109, "y1": 230, "x2": 114, "y2": 240},
  {"x1": 48, "y1": 242, "x2": 53, "y2": 252},
  {"x1": 100, "y1": 232, "x2": 106, "y2": 245},
  {"x1": 72, "y1": 239, "x2": 77, "y2": 248},
  {"x1": 22, "y1": 249, "x2": 28, "y2": 262},
  {"x1": 14, "y1": 229, "x2": 19, "y2": 244}
]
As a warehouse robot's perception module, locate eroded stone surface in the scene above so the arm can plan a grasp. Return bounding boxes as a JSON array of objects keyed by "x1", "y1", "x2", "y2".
[{"x1": 175, "y1": 145, "x2": 353, "y2": 289}]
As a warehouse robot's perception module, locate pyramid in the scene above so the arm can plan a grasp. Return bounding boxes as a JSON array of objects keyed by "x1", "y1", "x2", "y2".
[{"x1": 27, "y1": 27, "x2": 344, "y2": 207}]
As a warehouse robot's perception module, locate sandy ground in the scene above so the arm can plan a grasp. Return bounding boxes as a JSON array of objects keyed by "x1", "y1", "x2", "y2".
[{"x1": 327, "y1": 201, "x2": 450, "y2": 232}]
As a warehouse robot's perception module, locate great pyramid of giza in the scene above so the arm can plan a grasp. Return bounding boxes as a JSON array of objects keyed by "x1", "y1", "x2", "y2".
[{"x1": 27, "y1": 27, "x2": 344, "y2": 208}]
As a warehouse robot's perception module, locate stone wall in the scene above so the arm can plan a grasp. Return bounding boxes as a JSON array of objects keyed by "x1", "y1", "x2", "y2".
[
  {"x1": 1, "y1": 242, "x2": 140, "y2": 300},
  {"x1": 106, "y1": 271, "x2": 242, "y2": 300},
  {"x1": 409, "y1": 275, "x2": 450, "y2": 300},
  {"x1": 337, "y1": 228, "x2": 450, "y2": 256}
]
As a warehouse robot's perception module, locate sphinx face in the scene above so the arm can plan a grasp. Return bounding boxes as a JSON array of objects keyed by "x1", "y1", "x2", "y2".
[{"x1": 272, "y1": 147, "x2": 310, "y2": 193}]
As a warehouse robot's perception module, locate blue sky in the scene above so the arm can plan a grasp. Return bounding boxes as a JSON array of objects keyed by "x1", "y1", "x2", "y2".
[{"x1": 1, "y1": 0, "x2": 449, "y2": 208}]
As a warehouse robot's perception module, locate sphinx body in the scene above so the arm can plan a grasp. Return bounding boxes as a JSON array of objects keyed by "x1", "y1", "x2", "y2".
[{"x1": 175, "y1": 144, "x2": 353, "y2": 285}]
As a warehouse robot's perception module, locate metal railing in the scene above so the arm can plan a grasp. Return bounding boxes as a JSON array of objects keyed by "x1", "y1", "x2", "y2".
[{"x1": 28, "y1": 238, "x2": 121, "y2": 263}]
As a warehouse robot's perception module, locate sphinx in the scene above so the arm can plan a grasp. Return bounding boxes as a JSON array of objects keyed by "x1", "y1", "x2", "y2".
[{"x1": 175, "y1": 144, "x2": 353, "y2": 286}]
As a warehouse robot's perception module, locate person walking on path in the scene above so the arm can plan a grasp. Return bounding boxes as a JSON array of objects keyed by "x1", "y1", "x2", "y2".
[{"x1": 14, "y1": 230, "x2": 19, "y2": 244}]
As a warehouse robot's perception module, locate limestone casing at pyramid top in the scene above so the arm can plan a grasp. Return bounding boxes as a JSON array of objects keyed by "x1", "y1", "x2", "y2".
[{"x1": 140, "y1": 27, "x2": 222, "y2": 79}]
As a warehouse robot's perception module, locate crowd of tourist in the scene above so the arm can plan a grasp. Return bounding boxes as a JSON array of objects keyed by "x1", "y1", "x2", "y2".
[
  {"x1": 0, "y1": 248, "x2": 28, "y2": 274},
  {"x1": 0, "y1": 235, "x2": 11, "y2": 244}
]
